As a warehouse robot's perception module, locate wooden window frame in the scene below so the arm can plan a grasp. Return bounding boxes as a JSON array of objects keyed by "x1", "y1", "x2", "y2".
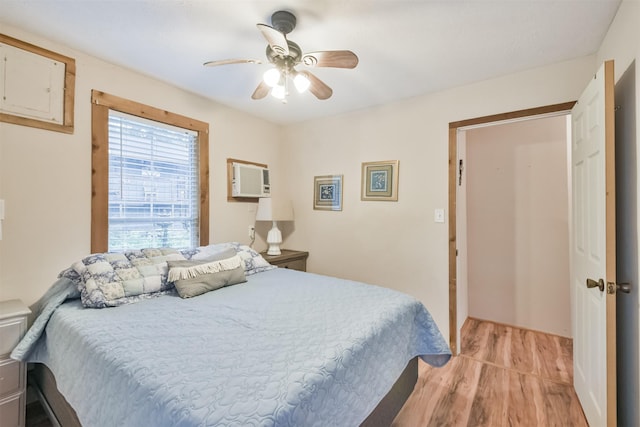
[
  {"x1": 0, "y1": 33, "x2": 75, "y2": 133},
  {"x1": 91, "y1": 90, "x2": 209, "y2": 252}
]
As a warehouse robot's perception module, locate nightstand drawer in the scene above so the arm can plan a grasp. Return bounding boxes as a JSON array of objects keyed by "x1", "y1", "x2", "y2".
[
  {"x1": 277, "y1": 259, "x2": 306, "y2": 271},
  {"x1": 262, "y1": 250, "x2": 309, "y2": 272},
  {"x1": 0, "y1": 319, "x2": 26, "y2": 357},
  {"x1": 0, "y1": 300, "x2": 30, "y2": 427},
  {"x1": 0, "y1": 393, "x2": 25, "y2": 427},
  {"x1": 0, "y1": 359, "x2": 24, "y2": 398}
]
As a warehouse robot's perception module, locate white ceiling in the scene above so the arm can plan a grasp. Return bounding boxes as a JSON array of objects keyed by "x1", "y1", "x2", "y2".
[{"x1": 0, "y1": 1, "x2": 621, "y2": 124}]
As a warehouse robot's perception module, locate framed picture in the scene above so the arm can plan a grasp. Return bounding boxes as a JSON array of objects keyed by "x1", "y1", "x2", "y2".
[
  {"x1": 361, "y1": 160, "x2": 399, "y2": 201},
  {"x1": 314, "y1": 175, "x2": 343, "y2": 211}
]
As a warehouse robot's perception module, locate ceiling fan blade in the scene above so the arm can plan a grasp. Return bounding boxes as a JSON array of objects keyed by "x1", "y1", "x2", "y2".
[
  {"x1": 300, "y1": 71, "x2": 333, "y2": 100},
  {"x1": 256, "y1": 23, "x2": 289, "y2": 57},
  {"x1": 251, "y1": 80, "x2": 270, "y2": 100},
  {"x1": 203, "y1": 59, "x2": 262, "y2": 67},
  {"x1": 301, "y1": 51, "x2": 359, "y2": 69}
]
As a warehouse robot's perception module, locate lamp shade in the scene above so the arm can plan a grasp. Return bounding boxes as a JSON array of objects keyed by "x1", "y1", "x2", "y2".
[{"x1": 255, "y1": 197, "x2": 294, "y2": 222}]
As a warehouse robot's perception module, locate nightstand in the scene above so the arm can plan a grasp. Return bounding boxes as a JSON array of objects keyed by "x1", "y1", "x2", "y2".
[
  {"x1": 0, "y1": 300, "x2": 31, "y2": 427},
  {"x1": 262, "y1": 250, "x2": 309, "y2": 272}
]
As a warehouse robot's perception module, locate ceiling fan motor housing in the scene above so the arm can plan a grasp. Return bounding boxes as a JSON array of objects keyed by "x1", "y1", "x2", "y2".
[
  {"x1": 271, "y1": 10, "x2": 296, "y2": 34},
  {"x1": 266, "y1": 41, "x2": 302, "y2": 66}
]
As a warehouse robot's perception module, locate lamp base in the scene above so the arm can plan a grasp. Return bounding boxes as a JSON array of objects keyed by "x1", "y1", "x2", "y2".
[
  {"x1": 266, "y1": 245, "x2": 281, "y2": 256},
  {"x1": 266, "y1": 221, "x2": 283, "y2": 255}
]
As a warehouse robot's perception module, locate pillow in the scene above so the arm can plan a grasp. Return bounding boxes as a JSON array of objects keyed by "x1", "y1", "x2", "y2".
[
  {"x1": 182, "y1": 243, "x2": 233, "y2": 261},
  {"x1": 63, "y1": 243, "x2": 275, "y2": 308},
  {"x1": 71, "y1": 248, "x2": 185, "y2": 308},
  {"x1": 167, "y1": 250, "x2": 246, "y2": 298},
  {"x1": 227, "y1": 242, "x2": 276, "y2": 276}
]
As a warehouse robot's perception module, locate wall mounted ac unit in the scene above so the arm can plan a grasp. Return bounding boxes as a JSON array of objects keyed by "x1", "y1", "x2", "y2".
[{"x1": 232, "y1": 163, "x2": 270, "y2": 198}]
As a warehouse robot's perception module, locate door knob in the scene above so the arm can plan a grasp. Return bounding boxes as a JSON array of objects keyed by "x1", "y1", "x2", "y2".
[
  {"x1": 617, "y1": 282, "x2": 631, "y2": 294},
  {"x1": 586, "y1": 278, "x2": 605, "y2": 292}
]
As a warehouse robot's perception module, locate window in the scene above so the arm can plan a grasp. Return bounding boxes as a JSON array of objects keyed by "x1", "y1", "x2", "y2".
[
  {"x1": 108, "y1": 112, "x2": 199, "y2": 250},
  {"x1": 91, "y1": 91, "x2": 209, "y2": 253}
]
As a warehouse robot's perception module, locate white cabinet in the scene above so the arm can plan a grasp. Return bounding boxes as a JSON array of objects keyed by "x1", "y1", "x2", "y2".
[
  {"x1": 0, "y1": 41, "x2": 65, "y2": 125},
  {"x1": 0, "y1": 300, "x2": 30, "y2": 427}
]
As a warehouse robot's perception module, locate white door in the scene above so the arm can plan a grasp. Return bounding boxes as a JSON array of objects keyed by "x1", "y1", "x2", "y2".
[{"x1": 571, "y1": 60, "x2": 616, "y2": 427}]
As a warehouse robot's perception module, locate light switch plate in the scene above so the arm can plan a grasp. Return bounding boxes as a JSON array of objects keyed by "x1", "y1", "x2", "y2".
[{"x1": 434, "y1": 208, "x2": 445, "y2": 223}]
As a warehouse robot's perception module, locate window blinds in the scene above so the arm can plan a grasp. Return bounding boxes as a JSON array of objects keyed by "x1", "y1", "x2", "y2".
[{"x1": 108, "y1": 110, "x2": 199, "y2": 251}]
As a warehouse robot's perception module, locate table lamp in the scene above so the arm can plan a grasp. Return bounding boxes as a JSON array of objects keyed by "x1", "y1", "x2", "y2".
[{"x1": 255, "y1": 197, "x2": 294, "y2": 255}]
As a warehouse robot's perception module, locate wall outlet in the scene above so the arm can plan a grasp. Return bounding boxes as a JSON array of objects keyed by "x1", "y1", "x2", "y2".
[{"x1": 248, "y1": 225, "x2": 255, "y2": 240}]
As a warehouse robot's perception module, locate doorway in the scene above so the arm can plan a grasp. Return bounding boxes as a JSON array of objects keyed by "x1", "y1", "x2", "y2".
[
  {"x1": 463, "y1": 115, "x2": 571, "y2": 337},
  {"x1": 448, "y1": 85, "x2": 639, "y2": 425},
  {"x1": 447, "y1": 101, "x2": 575, "y2": 354}
]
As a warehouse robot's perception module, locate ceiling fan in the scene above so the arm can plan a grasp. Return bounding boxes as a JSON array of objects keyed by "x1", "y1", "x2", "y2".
[{"x1": 203, "y1": 10, "x2": 359, "y2": 102}]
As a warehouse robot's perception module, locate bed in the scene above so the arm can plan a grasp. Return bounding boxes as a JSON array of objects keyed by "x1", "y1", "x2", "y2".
[{"x1": 12, "y1": 243, "x2": 451, "y2": 426}]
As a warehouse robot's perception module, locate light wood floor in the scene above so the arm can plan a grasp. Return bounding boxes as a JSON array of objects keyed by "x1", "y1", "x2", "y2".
[{"x1": 392, "y1": 318, "x2": 588, "y2": 426}]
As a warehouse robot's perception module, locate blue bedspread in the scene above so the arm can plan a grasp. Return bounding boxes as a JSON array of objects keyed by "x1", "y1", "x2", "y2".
[{"x1": 13, "y1": 268, "x2": 450, "y2": 426}]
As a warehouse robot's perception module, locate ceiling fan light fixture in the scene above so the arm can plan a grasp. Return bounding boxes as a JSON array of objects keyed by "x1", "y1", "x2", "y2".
[
  {"x1": 271, "y1": 84, "x2": 286, "y2": 100},
  {"x1": 263, "y1": 68, "x2": 281, "y2": 87},
  {"x1": 204, "y1": 10, "x2": 358, "y2": 102},
  {"x1": 293, "y1": 72, "x2": 310, "y2": 93}
]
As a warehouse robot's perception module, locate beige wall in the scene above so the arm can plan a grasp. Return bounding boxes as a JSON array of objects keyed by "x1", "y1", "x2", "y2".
[
  {"x1": 465, "y1": 116, "x2": 570, "y2": 337},
  {"x1": 282, "y1": 56, "x2": 596, "y2": 338},
  {"x1": 0, "y1": 24, "x2": 282, "y2": 306}
]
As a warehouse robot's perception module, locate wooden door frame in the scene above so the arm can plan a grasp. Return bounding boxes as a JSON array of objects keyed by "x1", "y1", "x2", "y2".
[{"x1": 447, "y1": 101, "x2": 576, "y2": 354}]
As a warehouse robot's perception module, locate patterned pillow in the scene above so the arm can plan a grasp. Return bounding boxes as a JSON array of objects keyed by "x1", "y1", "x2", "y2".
[
  {"x1": 227, "y1": 242, "x2": 276, "y2": 276},
  {"x1": 70, "y1": 248, "x2": 186, "y2": 308}
]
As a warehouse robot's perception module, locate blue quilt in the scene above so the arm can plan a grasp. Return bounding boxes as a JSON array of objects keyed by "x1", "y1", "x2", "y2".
[{"x1": 13, "y1": 268, "x2": 450, "y2": 426}]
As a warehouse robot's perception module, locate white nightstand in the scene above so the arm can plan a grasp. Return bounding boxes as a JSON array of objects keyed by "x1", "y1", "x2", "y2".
[{"x1": 0, "y1": 300, "x2": 31, "y2": 427}]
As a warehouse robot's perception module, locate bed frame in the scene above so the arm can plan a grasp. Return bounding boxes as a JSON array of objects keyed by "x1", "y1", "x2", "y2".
[{"x1": 30, "y1": 357, "x2": 418, "y2": 427}]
